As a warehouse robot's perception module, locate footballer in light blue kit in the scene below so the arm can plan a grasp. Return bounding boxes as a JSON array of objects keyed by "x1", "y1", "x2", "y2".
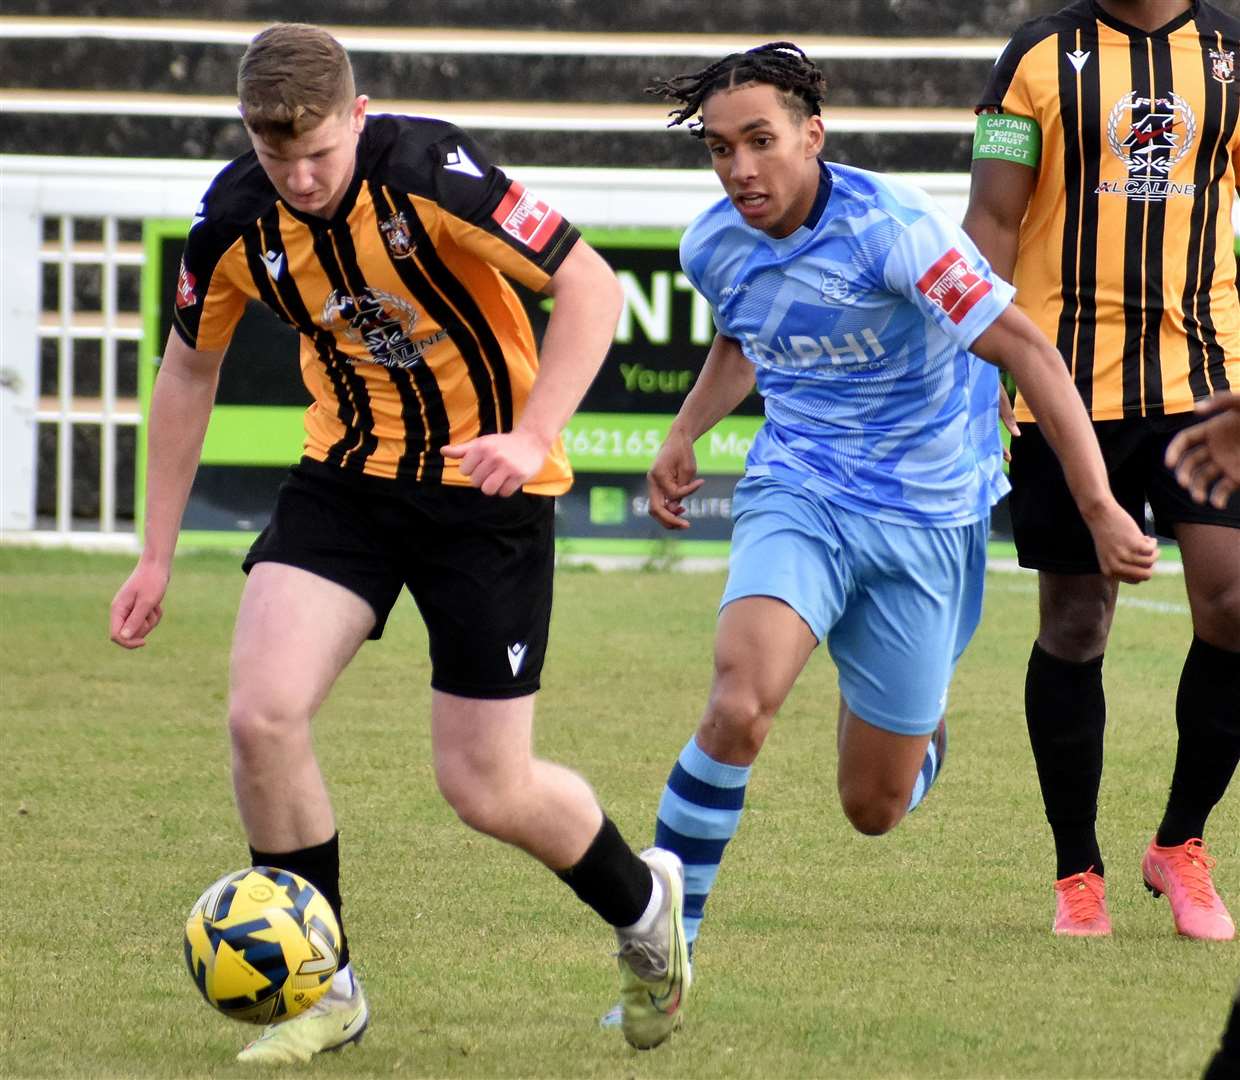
[{"x1": 641, "y1": 43, "x2": 1155, "y2": 961}]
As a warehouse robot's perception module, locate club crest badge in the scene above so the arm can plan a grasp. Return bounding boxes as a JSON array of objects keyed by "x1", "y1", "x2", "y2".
[
  {"x1": 321, "y1": 287, "x2": 445, "y2": 370},
  {"x1": 379, "y1": 212, "x2": 415, "y2": 259},
  {"x1": 1100, "y1": 91, "x2": 1197, "y2": 202},
  {"x1": 819, "y1": 268, "x2": 852, "y2": 304},
  {"x1": 1210, "y1": 48, "x2": 1235, "y2": 85}
]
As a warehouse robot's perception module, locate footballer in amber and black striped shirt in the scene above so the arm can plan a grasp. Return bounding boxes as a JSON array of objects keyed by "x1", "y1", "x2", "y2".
[
  {"x1": 110, "y1": 29, "x2": 673, "y2": 1067},
  {"x1": 963, "y1": 0, "x2": 1240, "y2": 947}
]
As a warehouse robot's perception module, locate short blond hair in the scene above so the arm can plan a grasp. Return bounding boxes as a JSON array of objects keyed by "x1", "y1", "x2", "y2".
[{"x1": 237, "y1": 23, "x2": 356, "y2": 141}]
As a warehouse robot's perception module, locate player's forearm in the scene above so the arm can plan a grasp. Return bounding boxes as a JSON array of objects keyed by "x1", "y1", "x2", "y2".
[
  {"x1": 517, "y1": 246, "x2": 623, "y2": 447},
  {"x1": 1012, "y1": 347, "x2": 1114, "y2": 522},
  {"x1": 669, "y1": 335, "x2": 756, "y2": 442},
  {"x1": 140, "y1": 362, "x2": 220, "y2": 567}
]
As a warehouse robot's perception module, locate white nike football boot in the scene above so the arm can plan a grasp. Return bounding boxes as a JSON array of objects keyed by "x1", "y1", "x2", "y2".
[
  {"x1": 236, "y1": 965, "x2": 368, "y2": 1065},
  {"x1": 614, "y1": 848, "x2": 691, "y2": 1049}
]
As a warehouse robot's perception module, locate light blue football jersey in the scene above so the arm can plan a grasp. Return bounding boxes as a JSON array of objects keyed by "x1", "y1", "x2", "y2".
[{"x1": 681, "y1": 162, "x2": 1014, "y2": 528}]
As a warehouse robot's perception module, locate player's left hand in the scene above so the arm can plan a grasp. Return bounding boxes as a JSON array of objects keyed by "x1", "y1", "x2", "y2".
[
  {"x1": 441, "y1": 430, "x2": 550, "y2": 497},
  {"x1": 998, "y1": 382, "x2": 1020, "y2": 463},
  {"x1": 1165, "y1": 392, "x2": 1240, "y2": 510},
  {"x1": 1087, "y1": 502, "x2": 1159, "y2": 584}
]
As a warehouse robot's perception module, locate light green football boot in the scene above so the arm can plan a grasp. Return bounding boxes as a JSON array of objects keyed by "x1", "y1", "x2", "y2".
[
  {"x1": 615, "y1": 848, "x2": 691, "y2": 1050},
  {"x1": 237, "y1": 966, "x2": 368, "y2": 1065}
]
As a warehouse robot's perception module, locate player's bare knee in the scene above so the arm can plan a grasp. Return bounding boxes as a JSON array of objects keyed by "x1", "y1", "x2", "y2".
[
  {"x1": 1038, "y1": 611, "x2": 1110, "y2": 662},
  {"x1": 227, "y1": 697, "x2": 308, "y2": 759},
  {"x1": 841, "y1": 795, "x2": 905, "y2": 836},
  {"x1": 700, "y1": 689, "x2": 771, "y2": 763},
  {"x1": 1190, "y1": 582, "x2": 1240, "y2": 651},
  {"x1": 838, "y1": 781, "x2": 907, "y2": 836},
  {"x1": 1038, "y1": 584, "x2": 1115, "y2": 660},
  {"x1": 434, "y1": 765, "x2": 516, "y2": 839}
]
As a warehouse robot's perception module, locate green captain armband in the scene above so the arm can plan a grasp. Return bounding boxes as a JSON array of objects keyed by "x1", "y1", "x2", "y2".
[{"x1": 972, "y1": 113, "x2": 1041, "y2": 168}]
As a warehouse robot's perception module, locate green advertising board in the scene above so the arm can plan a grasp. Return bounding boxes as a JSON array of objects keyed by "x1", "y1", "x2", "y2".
[{"x1": 140, "y1": 220, "x2": 758, "y2": 555}]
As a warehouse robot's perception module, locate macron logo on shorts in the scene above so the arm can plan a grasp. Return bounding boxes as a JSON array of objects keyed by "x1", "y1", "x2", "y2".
[
  {"x1": 916, "y1": 249, "x2": 992, "y2": 324},
  {"x1": 507, "y1": 642, "x2": 528, "y2": 677}
]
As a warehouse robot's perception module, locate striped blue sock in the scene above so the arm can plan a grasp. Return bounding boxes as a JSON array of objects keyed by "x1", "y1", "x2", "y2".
[
  {"x1": 653, "y1": 738, "x2": 750, "y2": 950},
  {"x1": 907, "y1": 721, "x2": 947, "y2": 813}
]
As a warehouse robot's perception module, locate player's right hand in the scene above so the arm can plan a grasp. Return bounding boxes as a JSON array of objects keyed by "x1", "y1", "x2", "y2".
[
  {"x1": 1165, "y1": 392, "x2": 1240, "y2": 509},
  {"x1": 1088, "y1": 504, "x2": 1158, "y2": 584},
  {"x1": 647, "y1": 428, "x2": 705, "y2": 531},
  {"x1": 109, "y1": 561, "x2": 169, "y2": 649}
]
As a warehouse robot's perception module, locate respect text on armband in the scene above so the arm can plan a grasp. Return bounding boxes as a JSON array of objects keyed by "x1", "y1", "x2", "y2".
[{"x1": 972, "y1": 114, "x2": 1041, "y2": 168}]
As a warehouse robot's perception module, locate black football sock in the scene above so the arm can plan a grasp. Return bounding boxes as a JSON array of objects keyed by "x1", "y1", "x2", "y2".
[
  {"x1": 1026, "y1": 642, "x2": 1107, "y2": 880},
  {"x1": 556, "y1": 815, "x2": 653, "y2": 928},
  {"x1": 250, "y1": 831, "x2": 350, "y2": 971},
  {"x1": 1156, "y1": 636, "x2": 1240, "y2": 848}
]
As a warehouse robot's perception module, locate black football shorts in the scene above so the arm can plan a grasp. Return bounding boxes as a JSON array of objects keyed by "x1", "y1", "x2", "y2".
[
  {"x1": 1008, "y1": 414, "x2": 1240, "y2": 574},
  {"x1": 243, "y1": 459, "x2": 554, "y2": 699}
]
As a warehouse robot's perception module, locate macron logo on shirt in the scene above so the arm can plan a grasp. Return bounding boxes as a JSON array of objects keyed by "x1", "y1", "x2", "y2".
[{"x1": 916, "y1": 249, "x2": 992, "y2": 325}]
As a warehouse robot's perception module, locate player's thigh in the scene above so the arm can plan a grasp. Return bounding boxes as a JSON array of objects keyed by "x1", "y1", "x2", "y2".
[
  {"x1": 430, "y1": 689, "x2": 536, "y2": 791},
  {"x1": 403, "y1": 486, "x2": 555, "y2": 700},
  {"x1": 836, "y1": 700, "x2": 934, "y2": 805},
  {"x1": 232, "y1": 465, "x2": 402, "y2": 717},
  {"x1": 709, "y1": 475, "x2": 840, "y2": 736},
  {"x1": 230, "y1": 562, "x2": 377, "y2": 720},
  {"x1": 712, "y1": 596, "x2": 819, "y2": 714},
  {"x1": 1146, "y1": 416, "x2": 1240, "y2": 646},
  {"x1": 826, "y1": 512, "x2": 988, "y2": 737}
]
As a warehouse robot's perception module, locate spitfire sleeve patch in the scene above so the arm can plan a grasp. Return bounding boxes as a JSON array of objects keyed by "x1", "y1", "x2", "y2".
[
  {"x1": 490, "y1": 182, "x2": 563, "y2": 253},
  {"x1": 972, "y1": 112, "x2": 1041, "y2": 167},
  {"x1": 916, "y1": 249, "x2": 993, "y2": 324},
  {"x1": 175, "y1": 260, "x2": 198, "y2": 310}
]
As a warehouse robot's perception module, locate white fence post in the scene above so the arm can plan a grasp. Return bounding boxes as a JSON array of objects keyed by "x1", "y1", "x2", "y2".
[{"x1": 0, "y1": 183, "x2": 41, "y2": 531}]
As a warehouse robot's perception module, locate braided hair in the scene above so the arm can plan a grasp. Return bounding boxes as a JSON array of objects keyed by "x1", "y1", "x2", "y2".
[{"x1": 646, "y1": 42, "x2": 827, "y2": 137}]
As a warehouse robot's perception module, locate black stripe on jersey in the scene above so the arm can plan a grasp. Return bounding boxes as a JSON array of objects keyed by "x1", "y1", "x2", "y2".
[
  {"x1": 1075, "y1": 22, "x2": 1102, "y2": 404},
  {"x1": 1187, "y1": 33, "x2": 1237, "y2": 396},
  {"x1": 1055, "y1": 26, "x2": 1088, "y2": 403},
  {"x1": 1140, "y1": 35, "x2": 1176, "y2": 416},
  {"x1": 369, "y1": 182, "x2": 503, "y2": 449},
  {"x1": 246, "y1": 210, "x2": 359, "y2": 467},
  {"x1": 329, "y1": 218, "x2": 449, "y2": 483},
  {"x1": 388, "y1": 188, "x2": 516, "y2": 434},
  {"x1": 1120, "y1": 37, "x2": 1152, "y2": 416},
  {"x1": 310, "y1": 225, "x2": 382, "y2": 472}
]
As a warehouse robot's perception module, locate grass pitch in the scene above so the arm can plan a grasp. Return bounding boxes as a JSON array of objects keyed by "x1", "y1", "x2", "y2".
[{"x1": 1, "y1": 545, "x2": 1235, "y2": 1079}]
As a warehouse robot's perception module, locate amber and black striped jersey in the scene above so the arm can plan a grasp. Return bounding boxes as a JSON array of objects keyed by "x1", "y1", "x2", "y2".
[
  {"x1": 979, "y1": 0, "x2": 1239, "y2": 421},
  {"x1": 172, "y1": 114, "x2": 581, "y2": 492}
]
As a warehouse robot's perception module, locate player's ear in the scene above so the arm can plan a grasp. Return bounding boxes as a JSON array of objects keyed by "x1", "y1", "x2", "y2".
[
  {"x1": 349, "y1": 95, "x2": 368, "y2": 133},
  {"x1": 804, "y1": 114, "x2": 825, "y2": 159}
]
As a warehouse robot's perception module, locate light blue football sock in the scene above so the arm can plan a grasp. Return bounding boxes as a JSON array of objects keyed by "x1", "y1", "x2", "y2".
[
  {"x1": 653, "y1": 738, "x2": 751, "y2": 951},
  {"x1": 907, "y1": 722, "x2": 946, "y2": 813}
]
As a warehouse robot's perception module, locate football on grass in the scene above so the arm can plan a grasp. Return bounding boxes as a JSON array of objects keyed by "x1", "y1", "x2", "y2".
[{"x1": 184, "y1": 866, "x2": 340, "y2": 1024}]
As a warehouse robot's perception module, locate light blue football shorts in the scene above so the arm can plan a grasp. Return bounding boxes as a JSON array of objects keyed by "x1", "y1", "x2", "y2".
[{"x1": 720, "y1": 473, "x2": 988, "y2": 736}]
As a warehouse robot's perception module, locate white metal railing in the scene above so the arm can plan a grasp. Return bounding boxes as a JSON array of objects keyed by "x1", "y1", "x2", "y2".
[
  {"x1": 0, "y1": 20, "x2": 1008, "y2": 58},
  {"x1": 38, "y1": 214, "x2": 144, "y2": 535}
]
